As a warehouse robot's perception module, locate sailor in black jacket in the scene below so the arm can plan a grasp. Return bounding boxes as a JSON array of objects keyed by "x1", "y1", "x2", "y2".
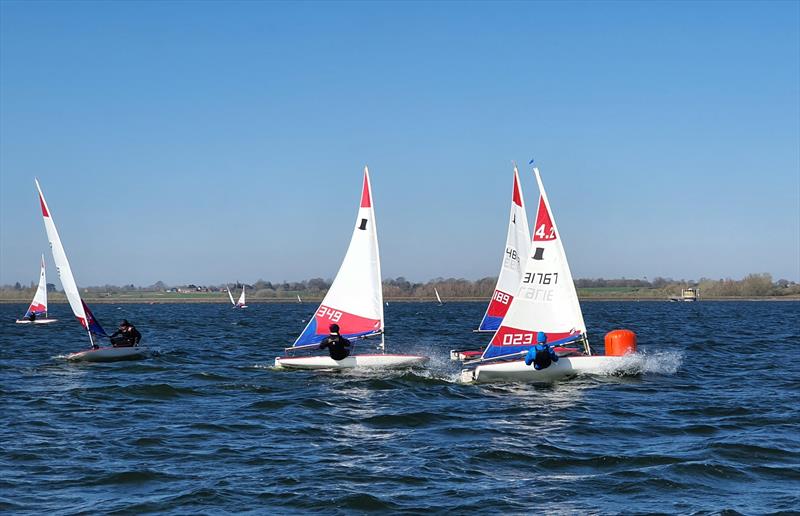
[{"x1": 319, "y1": 324, "x2": 351, "y2": 360}]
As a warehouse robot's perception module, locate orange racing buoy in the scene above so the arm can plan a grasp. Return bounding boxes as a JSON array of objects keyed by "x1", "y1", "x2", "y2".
[{"x1": 605, "y1": 329, "x2": 637, "y2": 356}]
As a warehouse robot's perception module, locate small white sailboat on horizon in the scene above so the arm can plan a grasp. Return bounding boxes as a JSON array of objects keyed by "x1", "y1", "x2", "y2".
[
  {"x1": 275, "y1": 167, "x2": 429, "y2": 370},
  {"x1": 15, "y1": 254, "x2": 58, "y2": 324},
  {"x1": 460, "y1": 163, "x2": 638, "y2": 383},
  {"x1": 434, "y1": 287, "x2": 444, "y2": 306},
  {"x1": 35, "y1": 179, "x2": 148, "y2": 362},
  {"x1": 227, "y1": 284, "x2": 248, "y2": 308}
]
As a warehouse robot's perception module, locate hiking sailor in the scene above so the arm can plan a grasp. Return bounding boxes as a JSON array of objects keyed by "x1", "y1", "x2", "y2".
[
  {"x1": 319, "y1": 324, "x2": 352, "y2": 360},
  {"x1": 524, "y1": 331, "x2": 559, "y2": 370}
]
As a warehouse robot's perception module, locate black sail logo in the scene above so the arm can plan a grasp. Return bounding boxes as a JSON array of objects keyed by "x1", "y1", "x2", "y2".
[{"x1": 533, "y1": 247, "x2": 545, "y2": 260}]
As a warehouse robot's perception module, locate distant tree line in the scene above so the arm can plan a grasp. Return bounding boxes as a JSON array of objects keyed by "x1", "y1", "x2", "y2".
[{"x1": 1, "y1": 273, "x2": 798, "y2": 300}]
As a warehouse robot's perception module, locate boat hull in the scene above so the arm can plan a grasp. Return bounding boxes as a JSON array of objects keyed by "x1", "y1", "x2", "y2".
[
  {"x1": 274, "y1": 354, "x2": 429, "y2": 370},
  {"x1": 450, "y1": 349, "x2": 484, "y2": 361},
  {"x1": 66, "y1": 346, "x2": 149, "y2": 362},
  {"x1": 15, "y1": 318, "x2": 58, "y2": 324},
  {"x1": 461, "y1": 355, "x2": 637, "y2": 384}
]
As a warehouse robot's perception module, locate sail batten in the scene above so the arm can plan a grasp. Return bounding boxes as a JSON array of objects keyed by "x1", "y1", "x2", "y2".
[
  {"x1": 293, "y1": 167, "x2": 384, "y2": 347},
  {"x1": 477, "y1": 166, "x2": 531, "y2": 332},
  {"x1": 481, "y1": 166, "x2": 585, "y2": 360}
]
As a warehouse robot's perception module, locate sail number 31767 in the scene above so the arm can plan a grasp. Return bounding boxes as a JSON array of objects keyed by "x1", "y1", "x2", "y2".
[{"x1": 523, "y1": 272, "x2": 558, "y2": 285}]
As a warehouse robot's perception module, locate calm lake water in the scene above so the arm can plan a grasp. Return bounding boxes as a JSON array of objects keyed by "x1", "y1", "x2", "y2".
[{"x1": 2, "y1": 301, "x2": 798, "y2": 514}]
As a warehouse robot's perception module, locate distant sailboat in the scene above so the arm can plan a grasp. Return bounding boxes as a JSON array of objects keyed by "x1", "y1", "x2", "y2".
[
  {"x1": 227, "y1": 284, "x2": 247, "y2": 309},
  {"x1": 275, "y1": 167, "x2": 429, "y2": 370},
  {"x1": 15, "y1": 254, "x2": 58, "y2": 324},
  {"x1": 460, "y1": 164, "x2": 637, "y2": 383},
  {"x1": 434, "y1": 287, "x2": 444, "y2": 306},
  {"x1": 35, "y1": 179, "x2": 147, "y2": 362},
  {"x1": 236, "y1": 285, "x2": 248, "y2": 308},
  {"x1": 297, "y1": 294, "x2": 303, "y2": 303}
]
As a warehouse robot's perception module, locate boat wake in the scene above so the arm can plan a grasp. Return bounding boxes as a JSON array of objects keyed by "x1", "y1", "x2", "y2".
[{"x1": 579, "y1": 350, "x2": 683, "y2": 377}]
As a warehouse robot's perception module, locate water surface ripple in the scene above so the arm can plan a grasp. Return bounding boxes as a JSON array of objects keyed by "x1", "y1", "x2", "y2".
[{"x1": 2, "y1": 301, "x2": 798, "y2": 513}]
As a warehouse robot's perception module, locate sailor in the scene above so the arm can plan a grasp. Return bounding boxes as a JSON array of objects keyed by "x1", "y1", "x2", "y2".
[
  {"x1": 319, "y1": 323, "x2": 351, "y2": 360},
  {"x1": 525, "y1": 331, "x2": 559, "y2": 370},
  {"x1": 110, "y1": 320, "x2": 142, "y2": 347}
]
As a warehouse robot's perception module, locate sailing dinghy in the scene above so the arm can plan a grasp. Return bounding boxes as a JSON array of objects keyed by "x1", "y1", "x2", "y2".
[
  {"x1": 434, "y1": 287, "x2": 444, "y2": 306},
  {"x1": 451, "y1": 165, "x2": 530, "y2": 360},
  {"x1": 460, "y1": 164, "x2": 637, "y2": 383},
  {"x1": 275, "y1": 167, "x2": 429, "y2": 370},
  {"x1": 35, "y1": 179, "x2": 148, "y2": 362},
  {"x1": 15, "y1": 254, "x2": 58, "y2": 324},
  {"x1": 227, "y1": 285, "x2": 247, "y2": 308}
]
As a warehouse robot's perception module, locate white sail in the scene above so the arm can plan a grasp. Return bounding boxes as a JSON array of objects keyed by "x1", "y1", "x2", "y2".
[
  {"x1": 481, "y1": 166, "x2": 586, "y2": 359},
  {"x1": 237, "y1": 286, "x2": 246, "y2": 307},
  {"x1": 434, "y1": 287, "x2": 443, "y2": 305},
  {"x1": 477, "y1": 165, "x2": 531, "y2": 331},
  {"x1": 293, "y1": 166, "x2": 384, "y2": 347},
  {"x1": 297, "y1": 294, "x2": 302, "y2": 303},
  {"x1": 35, "y1": 180, "x2": 87, "y2": 325},
  {"x1": 35, "y1": 179, "x2": 106, "y2": 338},
  {"x1": 227, "y1": 285, "x2": 236, "y2": 306}
]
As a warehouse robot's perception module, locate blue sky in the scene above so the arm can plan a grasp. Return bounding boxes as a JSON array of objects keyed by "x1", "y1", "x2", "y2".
[{"x1": 1, "y1": 0, "x2": 798, "y2": 286}]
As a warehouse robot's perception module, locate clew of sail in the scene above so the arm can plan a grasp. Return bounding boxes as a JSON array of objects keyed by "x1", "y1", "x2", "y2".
[
  {"x1": 35, "y1": 179, "x2": 108, "y2": 337},
  {"x1": 477, "y1": 165, "x2": 531, "y2": 332},
  {"x1": 24, "y1": 254, "x2": 49, "y2": 318},
  {"x1": 481, "y1": 166, "x2": 585, "y2": 360},
  {"x1": 293, "y1": 167, "x2": 384, "y2": 347}
]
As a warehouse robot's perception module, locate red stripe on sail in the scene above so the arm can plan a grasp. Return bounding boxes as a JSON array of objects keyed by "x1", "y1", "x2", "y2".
[
  {"x1": 39, "y1": 194, "x2": 49, "y2": 217},
  {"x1": 490, "y1": 325, "x2": 576, "y2": 346},
  {"x1": 532, "y1": 197, "x2": 556, "y2": 241},
  {"x1": 313, "y1": 305, "x2": 381, "y2": 336},
  {"x1": 360, "y1": 173, "x2": 371, "y2": 208},
  {"x1": 512, "y1": 172, "x2": 523, "y2": 207},
  {"x1": 487, "y1": 290, "x2": 514, "y2": 317}
]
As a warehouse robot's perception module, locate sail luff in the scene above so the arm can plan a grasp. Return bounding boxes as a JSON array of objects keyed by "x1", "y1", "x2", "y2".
[{"x1": 365, "y1": 166, "x2": 385, "y2": 335}]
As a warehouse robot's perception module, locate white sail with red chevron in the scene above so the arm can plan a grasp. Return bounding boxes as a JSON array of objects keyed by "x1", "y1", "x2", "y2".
[
  {"x1": 477, "y1": 165, "x2": 531, "y2": 332},
  {"x1": 35, "y1": 179, "x2": 108, "y2": 340},
  {"x1": 481, "y1": 166, "x2": 586, "y2": 360},
  {"x1": 25, "y1": 254, "x2": 49, "y2": 318},
  {"x1": 292, "y1": 166, "x2": 384, "y2": 347}
]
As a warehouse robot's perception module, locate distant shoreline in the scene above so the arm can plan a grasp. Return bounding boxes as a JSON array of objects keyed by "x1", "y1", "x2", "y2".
[{"x1": 2, "y1": 296, "x2": 798, "y2": 304}]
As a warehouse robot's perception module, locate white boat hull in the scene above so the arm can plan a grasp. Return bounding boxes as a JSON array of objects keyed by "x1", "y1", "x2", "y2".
[
  {"x1": 66, "y1": 346, "x2": 149, "y2": 362},
  {"x1": 15, "y1": 318, "x2": 58, "y2": 324},
  {"x1": 461, "y1": 355, "x2": 638, "y2": 384},
  {"x1": 274, "y1": 354, "x2": 429, "y2": 370}
]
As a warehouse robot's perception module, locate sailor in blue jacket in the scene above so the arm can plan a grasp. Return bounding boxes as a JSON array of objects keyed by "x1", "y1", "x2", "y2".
[{"x1": 525, "y1": 331, "x2": 559, "y2": 370}]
